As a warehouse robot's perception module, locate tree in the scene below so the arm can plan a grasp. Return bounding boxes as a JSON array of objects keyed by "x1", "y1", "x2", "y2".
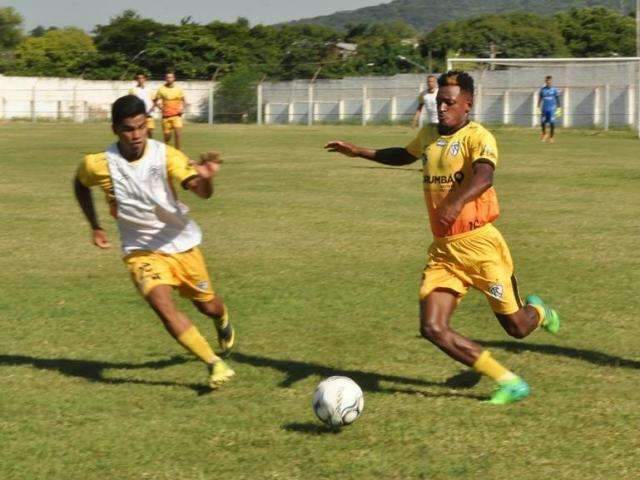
[
  {"x1": 76, "y1": 52, "x2": 135, "y2": 80},
  {"x1": 215, "y1": 65, "x2": 262, "y2": 122},
  {"x1": 93, "y1": 10, "x2": 162, "y2": 60},
  {"x1": 420, "y1": 12, "x2": 569, "y2": 61},
  {"x1": 12, "y1": 28, "x2": 96, "y2": 77},
  {"x1": 555, "y1": 7, "x2": 636, "y2": 57},
  {"x1": 0, "y1": 7, "x2": 23, "y2": 49},
  {"x1": 337, "y1": 21, "x2": 424, "y2": 76},
  {"x1": 29, "y1": 26, "x2": 58, "y2": 38},
  {"x1": 140, "y1": 24, "x2": 224, "y2": 78}
]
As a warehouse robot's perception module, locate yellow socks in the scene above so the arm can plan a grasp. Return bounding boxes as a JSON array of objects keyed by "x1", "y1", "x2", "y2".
[
  {"x1": 473, "y1": 350, "x2": 517, "y2": 383},
  {"x1": 176, "y1": 325, "x2": 219, "y2": 364}
]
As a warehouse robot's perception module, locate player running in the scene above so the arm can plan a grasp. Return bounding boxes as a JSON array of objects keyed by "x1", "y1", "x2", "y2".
[
  {"x1": 538, "y1": 75, "x2": 561, "y2": 143},
  {"x1": 129, "y1": 72, "x2": 156, "y2": 138},
  {"x1": 73, "y1": 95, "x2": 235, "y2": 389},
  {"x1": 154, "y1": 71, "x2": 186, "y2": 150},
  {"x1": 412, "y1": 74, "x2": 438, "y2": 128},
  {"x1": 325, "y1": 71, "x2": 559, "y2": 405}
]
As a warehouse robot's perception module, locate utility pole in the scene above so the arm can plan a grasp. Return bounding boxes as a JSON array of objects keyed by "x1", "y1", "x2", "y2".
[{"x1": 636, "y1": 0, "x2": 640, "y2": 56}]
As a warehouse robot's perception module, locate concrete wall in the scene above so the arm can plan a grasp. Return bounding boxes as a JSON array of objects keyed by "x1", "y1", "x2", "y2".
[
  {"x1": 261, "y1": 65, "x2": 640, "y2": 129},
  {"x1": 2, "y1": 64, "x2": 639, "y2": 131},
  {"x1": 0, "y1": 76, "x2": 213, "y2": 122}
]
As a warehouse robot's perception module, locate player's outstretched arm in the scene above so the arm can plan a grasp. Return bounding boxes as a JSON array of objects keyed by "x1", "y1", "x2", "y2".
[
  {"x1": 186, "y1": 152, "x2": 222, "y2": 199},
  {"x1": 73, "y1": 176, "x2": 111, "y2": 249},
  {"x1": 324, "y1": 141, "x2": 417, "y2": 166}
]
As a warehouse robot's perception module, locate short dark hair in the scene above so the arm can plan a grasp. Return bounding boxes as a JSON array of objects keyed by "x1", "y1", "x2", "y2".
[
  {"x1": 112, "y1": 95, "x2": 146, "y2": 125},
  {"x1": 545, "y1": 75, "x2": 552, "y2": 80},
  {"x1": 438, "y1": 71, "x2": 474, "y2": 96},
  {"x1": 135, "y1": 72, "x2": 146, "y2": 78}
]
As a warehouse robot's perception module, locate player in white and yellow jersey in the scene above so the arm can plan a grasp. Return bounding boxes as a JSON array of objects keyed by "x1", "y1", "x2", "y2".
[
  {"x1": 73, "y1": 95, "x2": 235, "y2": 389},
  {"x1": 325, "y1": 71, "x2": 560, "y2": 405},
  {"x1": 154, "y1": 71, "x2": 185, "y2": 150},
  {"x1": 129, "y1": 72, "x2": 156, "y2": 138}
]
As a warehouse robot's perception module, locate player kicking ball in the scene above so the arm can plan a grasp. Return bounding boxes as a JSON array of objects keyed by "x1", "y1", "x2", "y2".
[
  {"x1": 325, "y1": 71, "x2": 560, "y2": 405},
  {"x1": 73, "y1": 95, "x2": 235, "y2": 389}
]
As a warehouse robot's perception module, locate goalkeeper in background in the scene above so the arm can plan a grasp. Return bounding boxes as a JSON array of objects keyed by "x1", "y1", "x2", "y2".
[{"x1": 538, "y1": 75, "x2": 561, "y2": 143}]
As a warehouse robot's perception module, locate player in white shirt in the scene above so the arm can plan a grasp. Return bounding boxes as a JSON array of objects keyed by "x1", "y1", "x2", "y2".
[
  {"x1": 129, "y1": 73, "x2": 156, "y2": 138},
  {"x1": 73, "y1": 95, "x2": 235, "y2": 389},
  {"x1": 412, "y1": 74, "x2": 438, "y2": 128}
]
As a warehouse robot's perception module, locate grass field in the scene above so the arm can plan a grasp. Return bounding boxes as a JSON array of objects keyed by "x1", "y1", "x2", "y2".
[{"x1": 1, "y1": 122, "x2": 639, "y2": 480}]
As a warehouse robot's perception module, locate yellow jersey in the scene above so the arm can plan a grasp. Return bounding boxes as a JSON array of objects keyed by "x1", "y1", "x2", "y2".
[
  {"x1": 77, "y1": 142, "x2": 198, "y2": 216},
  {"x1": 406, "y1": 121, "x2": 500, "y2": 238},
  {"x1": 154, "y1": 84, "x2": 184, "y2": 118}
]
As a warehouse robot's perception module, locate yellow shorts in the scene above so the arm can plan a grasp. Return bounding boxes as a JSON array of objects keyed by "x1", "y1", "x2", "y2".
[
  {"x1": 145, "y1": 116, "x2": 155, "y2": 130},
  {"x1": 124, "y1": 247, "x2": 215, "y2": 302},
  {"x1": 162, "y1": 115, "x2": 183, "y2": 134},
  {"x1": 419, "y1": 223, "x2": 523, "y2": 315}
]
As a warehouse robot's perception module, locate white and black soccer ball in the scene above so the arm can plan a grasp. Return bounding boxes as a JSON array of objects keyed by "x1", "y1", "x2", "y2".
[{"x1": 312, "y1": 376, "x2": 364, "y2": 427}]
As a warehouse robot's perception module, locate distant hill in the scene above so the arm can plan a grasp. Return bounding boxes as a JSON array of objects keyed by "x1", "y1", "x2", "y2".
[{"x1": 287, "y1": 0, "x2": 634, "y2": 32}]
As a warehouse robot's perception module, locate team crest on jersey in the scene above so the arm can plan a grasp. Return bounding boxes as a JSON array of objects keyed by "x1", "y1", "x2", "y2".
[
  {"x1": 488, "y1": 283, "x2": 504, "y2": 300},
  {"x1": 149, "y1": 165, "x2": 162, "y2": 180},
  {"x1": 436, "y1": 139, "x2": 447, "y2": 147},
  {"x1": 449, "y1": 142, "x2": 460, "y2": 156}
]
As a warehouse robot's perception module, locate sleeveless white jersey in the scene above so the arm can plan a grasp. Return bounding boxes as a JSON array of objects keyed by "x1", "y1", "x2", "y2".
[
  {"x1": 419, "y1": 89, "x2": 438, "y2": 126},
  {"x1": 106, "y1": 139, "x2": 202, "y2": 255},
  {"x1": 130, "y1": 85, "x2": 155, "y2": 114}
]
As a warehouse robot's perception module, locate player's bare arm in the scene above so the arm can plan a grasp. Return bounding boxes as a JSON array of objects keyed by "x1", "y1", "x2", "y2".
[
  {"x1": 436, "y1": 161, "x2": 494, "y2": 230},
  {"x1": 324, "y1": 141, "x2": 417, "y2": 166},
  {"x1": 73, "y1": 176, "x2": 111, "y2": 249},
  {"x1": 411, "y1": 103, "x2": 424, "y2": 128},
  {"x1": 186, "y1": 152, "x2": 222, "y2": 199}
]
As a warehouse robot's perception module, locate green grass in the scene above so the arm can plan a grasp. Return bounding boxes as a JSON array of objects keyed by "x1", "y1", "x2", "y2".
[{"x1": 1, "y1": 123, "x2": 639, "y2": 479}]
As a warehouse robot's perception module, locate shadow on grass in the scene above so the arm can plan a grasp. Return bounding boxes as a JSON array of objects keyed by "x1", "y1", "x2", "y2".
[
  {"x1": 230, "y1": 352, "x2": 483, "y2": 400},
  {"x1": 349, "y1": 165, "x2": 421, "y2": 172},
  {"x1": 282, "y1": 422, "x2": 344, "y2": 435},
  {"x1": 0, "y1": 354, "x2": 212, "y2": 395},
  {"x1": 480, "y1": 341, "x2": 640, "y2": 369}
]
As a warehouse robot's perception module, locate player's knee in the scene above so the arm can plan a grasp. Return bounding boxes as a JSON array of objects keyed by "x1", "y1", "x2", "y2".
[
  {"x1": 146, "y1": 288, "x2": 177, "y2": 318},
  {"x1": 496, "y1": 313, "x2": 528, "y2": 339}
]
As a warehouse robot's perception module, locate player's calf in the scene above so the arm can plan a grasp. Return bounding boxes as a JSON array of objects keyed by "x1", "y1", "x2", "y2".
[{"x1": 193, "y1": 298, "x2": 235, "y2": 357}]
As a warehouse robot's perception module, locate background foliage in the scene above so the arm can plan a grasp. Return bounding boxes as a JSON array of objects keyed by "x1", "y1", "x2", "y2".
[{"x1": 0, "y1": 5, "x2": 637, "y2": 80}]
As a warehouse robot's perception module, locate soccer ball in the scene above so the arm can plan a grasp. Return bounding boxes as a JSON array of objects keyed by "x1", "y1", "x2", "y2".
[{"x1": 312, "y1": 376, "x2": 364, "y2": 427}]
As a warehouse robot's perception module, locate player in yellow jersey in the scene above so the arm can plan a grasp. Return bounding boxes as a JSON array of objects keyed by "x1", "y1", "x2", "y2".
[
  {"x1": 73, "y1": 95, "x2": 235, "y2": 389},
  {"x1": 154, "y1": 71, "x2": 186, "y2": 150},
  {"x1": 325, "y1": 71, "x2": 560, "y2": 405}
]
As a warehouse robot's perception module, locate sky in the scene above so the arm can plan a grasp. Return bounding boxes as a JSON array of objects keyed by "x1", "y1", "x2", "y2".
[{"x1": 3, "y1": 0, "x2": 388, "y2": 32}]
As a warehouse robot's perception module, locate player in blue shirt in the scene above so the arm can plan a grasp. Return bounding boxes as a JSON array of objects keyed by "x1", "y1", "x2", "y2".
[{"x1": 538, "y1": 75, "x2": 561, "y2": 143}]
